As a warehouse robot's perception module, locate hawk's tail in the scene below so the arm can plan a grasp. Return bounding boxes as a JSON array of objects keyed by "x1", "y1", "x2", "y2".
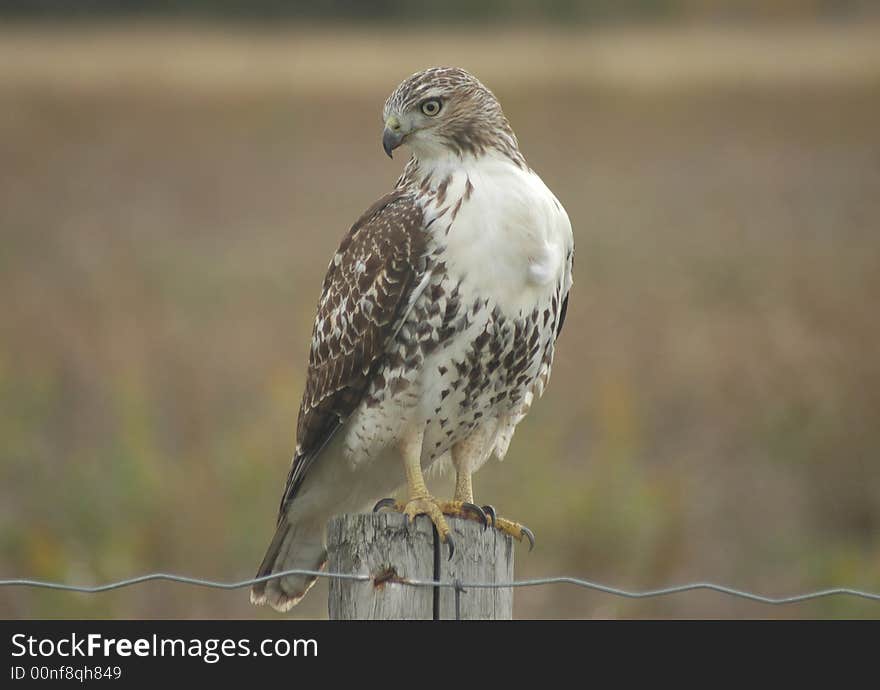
[{"x1": 249, "y1": 509, "x2": 327, "y2": 612}]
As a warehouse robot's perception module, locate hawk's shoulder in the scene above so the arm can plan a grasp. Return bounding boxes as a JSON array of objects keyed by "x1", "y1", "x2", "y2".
[{"x1": 279, "y1": 191, "x2": 426, "y2": 511}]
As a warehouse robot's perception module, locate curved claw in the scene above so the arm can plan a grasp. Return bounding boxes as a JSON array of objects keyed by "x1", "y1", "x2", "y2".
[
  {"x1": 445, "y1": 532, "x2": 455, "y2": 561},
  {"x1": 521, "y1": 525, "x2": 536, "y2": 552},
  {"x1": 372, "y1": 497, "x2": 397, "y2": 513},
  {"x1": 482, "y1": 504, "x2": 497, "y2": 527},
  {"x1": 460, "y1": 502, "x2": 489, "y2": 529}
]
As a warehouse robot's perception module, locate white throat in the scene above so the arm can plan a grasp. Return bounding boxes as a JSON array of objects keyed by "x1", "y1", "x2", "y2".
[{"x1": 412, "y1": 152, "x2": 571, "y2": 316}]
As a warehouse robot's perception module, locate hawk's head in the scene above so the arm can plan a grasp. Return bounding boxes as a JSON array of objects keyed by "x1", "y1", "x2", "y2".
[{"x1": 381, "y1": 67, "x2": 520, "y2": 163}]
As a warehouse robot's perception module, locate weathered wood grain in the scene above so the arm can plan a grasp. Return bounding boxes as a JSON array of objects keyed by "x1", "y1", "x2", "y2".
[{"x1": 327, "y1": 513, "x2": 514, "y2": 620}]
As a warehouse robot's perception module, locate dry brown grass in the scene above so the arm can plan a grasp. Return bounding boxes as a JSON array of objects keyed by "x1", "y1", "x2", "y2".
[{"x1": 1, "y1": 23, "x2": 879, "y2": 619}]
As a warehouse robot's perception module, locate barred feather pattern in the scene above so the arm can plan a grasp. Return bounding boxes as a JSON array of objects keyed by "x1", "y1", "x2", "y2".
[
  {"x1": 340, "y1": 164, "x2": 571, "y2": 473},
  {"x1": 278, "y1": 192, "x2": 426, "y2": 511}
]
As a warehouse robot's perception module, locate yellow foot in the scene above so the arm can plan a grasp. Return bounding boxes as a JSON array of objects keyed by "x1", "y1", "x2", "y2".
[
  {"x1": 483, "y1": 506, "x2": 535, "y2": 551},
  {"x1": 373, "y1": 496, "x2": 458, "y2": 559},
  {"x1": 437, "y1": 500, "x2": 490, "y2": 528}
]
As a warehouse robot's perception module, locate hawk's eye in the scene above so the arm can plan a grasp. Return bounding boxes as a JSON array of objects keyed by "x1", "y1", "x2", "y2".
[{"x1": 420, "y1": 98, "x2": 442, "y2": 117}]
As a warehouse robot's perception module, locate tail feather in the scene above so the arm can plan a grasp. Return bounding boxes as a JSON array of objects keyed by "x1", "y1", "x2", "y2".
[{"x1": 250, "y1": 515, "x2": 327, "y2": 612}]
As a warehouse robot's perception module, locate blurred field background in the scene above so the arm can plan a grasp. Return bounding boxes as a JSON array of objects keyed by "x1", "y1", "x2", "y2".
[{"x1": 1, "y1": 1, "x2": 880, "y2": 619}]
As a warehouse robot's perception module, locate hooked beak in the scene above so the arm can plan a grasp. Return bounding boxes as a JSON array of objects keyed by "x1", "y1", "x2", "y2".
[{"x1": 382, "y1": 116, "x2": 405, "y2": 158}]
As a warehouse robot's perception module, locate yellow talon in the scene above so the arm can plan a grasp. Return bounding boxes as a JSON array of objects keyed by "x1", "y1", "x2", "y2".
[
  {"x1": 374, "y1": 495, "x2": 456, "y2": 559},
  {"x1": 487, "y1": 512, "x2": 536, "y2": 551},
  {"x1": 402, "y1": 496, "x2": 451, "y2": 542}
]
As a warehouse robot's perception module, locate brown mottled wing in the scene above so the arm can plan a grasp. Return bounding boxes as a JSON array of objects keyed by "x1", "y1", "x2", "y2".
[{"x1": 276, "y1": 191, "x2": 425, "y2": 516}]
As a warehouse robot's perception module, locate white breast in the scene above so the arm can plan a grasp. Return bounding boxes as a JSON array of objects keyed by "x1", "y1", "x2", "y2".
[{"x1": 428, "y1": 155, "x2": 572, "y2": 315}]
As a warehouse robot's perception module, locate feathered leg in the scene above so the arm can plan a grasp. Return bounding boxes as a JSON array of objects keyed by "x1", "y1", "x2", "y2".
[
  {"x1": 451, "y1": 433, "x2": 535, "y2": 551},
  {"x1": 397, "y1": 426, "x2": 458, "y2": 557},
  {"x1": 374, "y1": 427, "x2": 496, "y2": 558}
]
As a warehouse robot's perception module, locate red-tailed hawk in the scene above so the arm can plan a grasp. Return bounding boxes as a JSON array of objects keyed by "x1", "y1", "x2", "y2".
[{"x1": 251, "y1": 67, "x2": 573, "y2": 611}]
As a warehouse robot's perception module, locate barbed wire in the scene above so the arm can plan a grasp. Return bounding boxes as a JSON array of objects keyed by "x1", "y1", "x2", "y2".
[{"x1": 2, "y1": 569, "x2": 879, "y2": 605}]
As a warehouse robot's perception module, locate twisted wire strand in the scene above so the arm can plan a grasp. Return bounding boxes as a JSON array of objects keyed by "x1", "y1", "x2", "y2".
[{"x1": 2, "y1": 570, "x2": 878, "y2": 605}]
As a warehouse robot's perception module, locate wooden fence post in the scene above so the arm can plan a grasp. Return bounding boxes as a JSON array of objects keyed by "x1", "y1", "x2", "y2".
[{"x1": 327, "y1": 512, "x2": 514, "y2": 620}]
